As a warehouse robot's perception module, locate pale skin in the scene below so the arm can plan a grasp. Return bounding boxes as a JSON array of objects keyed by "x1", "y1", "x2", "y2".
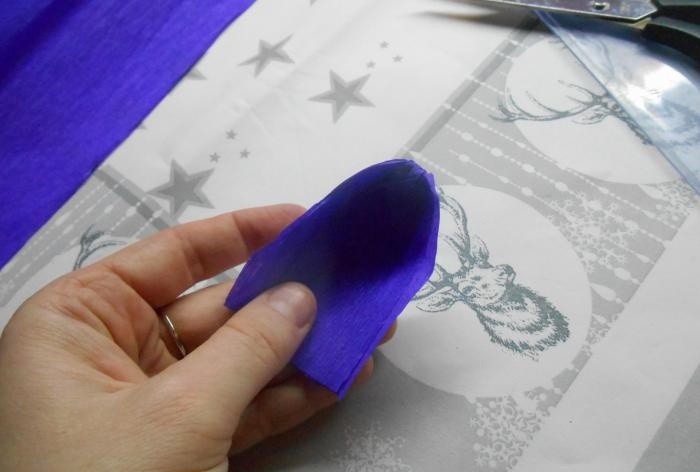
[{"x1": 0, "y1": 204, "x2": 396, "y2": 472}]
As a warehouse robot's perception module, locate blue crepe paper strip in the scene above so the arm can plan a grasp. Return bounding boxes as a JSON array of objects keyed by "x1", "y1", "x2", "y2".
[
  {"x1": 0, "y1": 0, "x2": 255, "y2": 269},
  {"x1": 225, "y1": 159, "x2": 440, "y2": 397}
]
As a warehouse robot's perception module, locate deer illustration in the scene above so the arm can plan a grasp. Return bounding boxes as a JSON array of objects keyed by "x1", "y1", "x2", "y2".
[
  {"x1": 567, "y1": 35, "x2": 700, "y2": 149},
  {"x1": 413, "y1": 189, "x2": 570, "y2": 359},
  {"x1": 493, "y1": 82, "x2": 652, "y2": 145},
  {"x1": 73, "y1": 225, "x2": 125, "y2": 270}
]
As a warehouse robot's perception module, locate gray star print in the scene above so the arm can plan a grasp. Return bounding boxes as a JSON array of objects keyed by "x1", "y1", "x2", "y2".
[
  {"x1": 240, "y1": 36, "x2": 294, "y2": 77},
  {"x1": 310, "y1": 71, "x2": 374, "y2": 123},
  {"x1": 150, "y1": 161, "x2": 214, "y2": 218}
]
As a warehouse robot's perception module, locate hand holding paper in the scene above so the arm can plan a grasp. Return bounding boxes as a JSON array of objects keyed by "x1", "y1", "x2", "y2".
[
  {"x1": 0, "y1": 160, "x2": 438, "y2": 472},
  {"x1": 226, "y1": 159, "x2": 440, "y2": 396},
  {"x1": 0, "y1": 204, "x2": 390, "y2": 471}
]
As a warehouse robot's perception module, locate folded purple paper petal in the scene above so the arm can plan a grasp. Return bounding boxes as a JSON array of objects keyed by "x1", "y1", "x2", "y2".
[{"x1": 225, "y1": 159, "x2": 440, "y2": 397}]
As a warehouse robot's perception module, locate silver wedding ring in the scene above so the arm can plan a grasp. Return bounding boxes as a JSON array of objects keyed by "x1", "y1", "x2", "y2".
[{"x1": 161, "y1": 312, "x2": 187, "y2": 359}]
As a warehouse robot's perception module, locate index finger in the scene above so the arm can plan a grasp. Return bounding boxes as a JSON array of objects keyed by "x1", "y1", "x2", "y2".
[{"x1": 86, "y1": 204, "x2": 305, "y2": 307}]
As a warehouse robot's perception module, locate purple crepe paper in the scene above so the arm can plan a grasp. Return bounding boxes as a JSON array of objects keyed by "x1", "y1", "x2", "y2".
[
  {"x1": 0, "y1": 0, "x2": 255, "y2": 269},
  {"x1": 225, "y1": 159, "x2": 440, "y2": 397}
]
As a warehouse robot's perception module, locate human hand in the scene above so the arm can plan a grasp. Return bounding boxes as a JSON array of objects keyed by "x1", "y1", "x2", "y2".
[{"x1": 0, "y1": 204, "x2": 395, "y2": 472}]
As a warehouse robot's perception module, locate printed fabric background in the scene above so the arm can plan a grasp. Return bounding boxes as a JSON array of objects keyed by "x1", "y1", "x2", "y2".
[{"x1": 0, "y1": 1, "x2": 698, "y2": 471}]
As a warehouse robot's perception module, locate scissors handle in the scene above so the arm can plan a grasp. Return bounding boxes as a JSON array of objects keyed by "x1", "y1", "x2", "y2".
[
  {"x1": 643, "y1": 16, "x2": 700, "y2": 63},
  {"x1": 653, "y1": 0, "x2": 700, "y2": 22}
]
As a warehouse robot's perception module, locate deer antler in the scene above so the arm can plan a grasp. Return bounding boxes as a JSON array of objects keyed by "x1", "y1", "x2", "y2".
[
  {"x1": 413, "y1": 262, "x2": 452, "y2": 301},
  {"x1": 562, "y1": 82, "x2": 603, "y2": 105},
  {"x1": 438, "y1": 188, "x2": 472, "y2": 266},
  {"x1": 74, "y1": 226, "x2": 124, "y2": 270},
  {"x1": 493, "y1": 84, "x2": 606, "y2": 123},
  {"x1": 493, "y1": 90, "x2": 542, "y2": 122}
]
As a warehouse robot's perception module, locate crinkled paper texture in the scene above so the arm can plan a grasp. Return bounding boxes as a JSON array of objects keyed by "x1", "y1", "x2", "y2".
[
  {"x1": 0, "y1": 0, "x2": 254, "y2": 269},
  {"x1": 225, "y1": 159, "x2": 440, "y2": 397}
]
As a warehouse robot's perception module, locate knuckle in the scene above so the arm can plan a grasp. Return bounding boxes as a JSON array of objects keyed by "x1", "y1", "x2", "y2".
[
  {"x1": 170, "y1": 226, "x2": 206, "y2": 284},
  {"x1": 220, "y1": 321, "x2": 287, "y2": 368},
  {"x1": 53, "y1": 269, "x2": 126, "y2": 310},
  {"x1": 43, "y1": 270, "x2": 135, "y2": 333},
  {"x1": 139, "y1": 383, "x2": 230, "y2": 450},
  {"x1": 146, "y1": 381, "x2": 210, "y2": 431},
  {"x1": 151, "y1": 379, "x2": 199, "y2": 416}
]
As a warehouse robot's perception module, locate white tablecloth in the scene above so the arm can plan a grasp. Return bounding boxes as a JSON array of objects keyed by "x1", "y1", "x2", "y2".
[{"x1": 1, "y1": 1, "x2": 698, "y2": 470}]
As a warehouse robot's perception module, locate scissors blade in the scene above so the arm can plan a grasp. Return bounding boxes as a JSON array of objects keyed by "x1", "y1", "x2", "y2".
[{"x1": 474, "y1": 0, "x2": 658, "y2": 22}]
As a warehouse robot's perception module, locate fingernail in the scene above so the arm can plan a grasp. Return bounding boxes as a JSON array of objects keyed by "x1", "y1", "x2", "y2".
[{"x1": 266, "y1": 283, "x2": 316, "y2": 328}]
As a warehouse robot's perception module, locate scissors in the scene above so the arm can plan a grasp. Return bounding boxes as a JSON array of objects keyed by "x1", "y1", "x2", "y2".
[{"x1": 472, "y1": 0, "x2": 700, "y2": 62}]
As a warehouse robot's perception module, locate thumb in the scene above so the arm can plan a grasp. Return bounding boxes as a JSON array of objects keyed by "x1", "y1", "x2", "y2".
[{"x1": 160, "y1": 282, "x2": 316, "y2": 420}]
